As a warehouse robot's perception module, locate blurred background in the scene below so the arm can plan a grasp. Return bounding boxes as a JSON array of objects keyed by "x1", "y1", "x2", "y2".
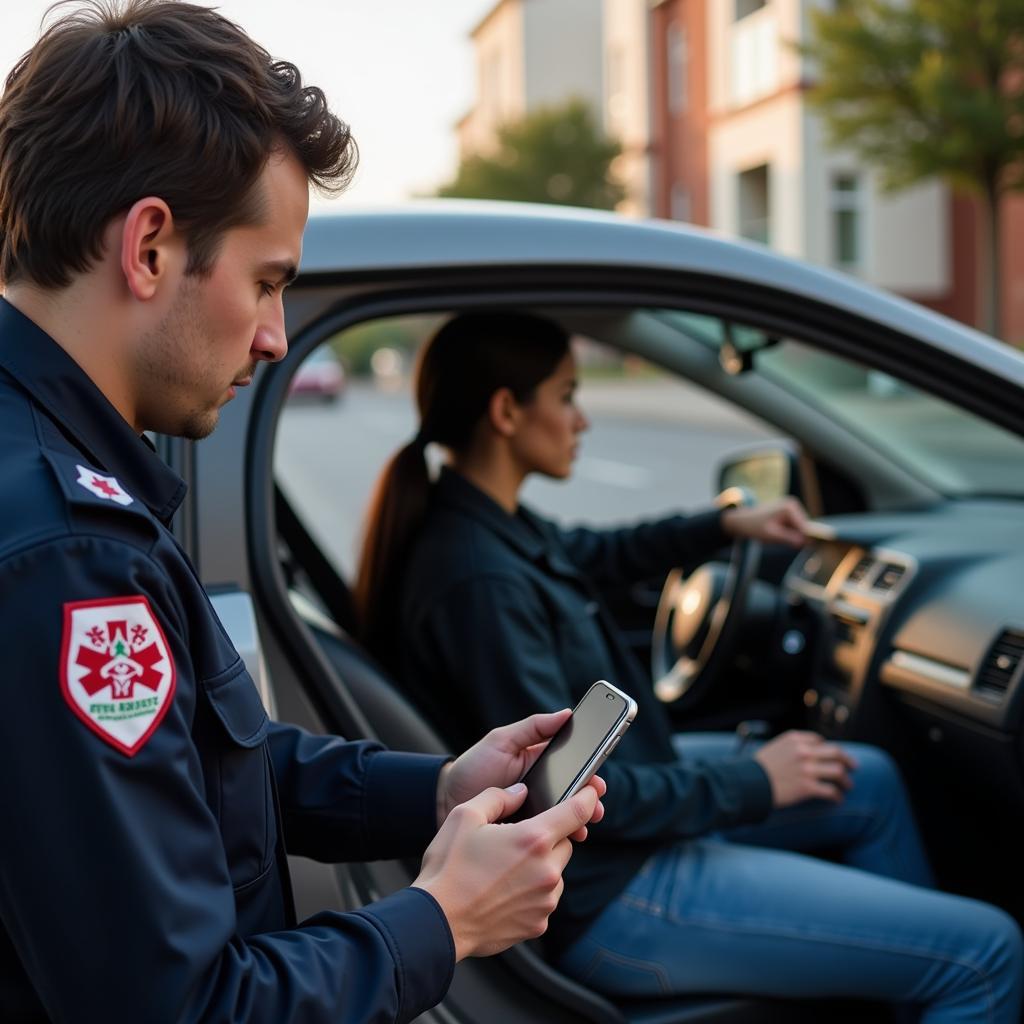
[
  {"x1": 6, "y1": 1, "x2": 1023, "y2": 565},
  {"x1": 0, "y1": 1, "x2": 494, "y2": 209},
  {"x1": 4, "y1": 0, "x2": 1023, "y2": 342}
]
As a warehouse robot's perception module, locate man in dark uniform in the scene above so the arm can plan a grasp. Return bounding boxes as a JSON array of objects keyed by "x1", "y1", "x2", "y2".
[{"x1": 0, "y1": 3, "x2": 603, "y2": 1021}]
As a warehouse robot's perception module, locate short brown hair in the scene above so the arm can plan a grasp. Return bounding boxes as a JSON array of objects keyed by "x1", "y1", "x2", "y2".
[{"x1": 0, "y1": 0, "x2": 357, "y2": 289}]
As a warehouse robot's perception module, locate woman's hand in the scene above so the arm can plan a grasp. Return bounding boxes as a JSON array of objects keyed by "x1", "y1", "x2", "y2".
[
  {"x1": 754, "y1": 730, "x2": 858, "y2": 807},
  {"x1": 721, "y1": 497, "x2": 809, "y2": 548}
]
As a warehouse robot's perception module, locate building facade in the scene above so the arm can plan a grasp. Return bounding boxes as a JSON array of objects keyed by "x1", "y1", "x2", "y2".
[
  {"x1": 652, "y1": 1, "x2": 952, "y2": 301},
  {"x1": 457, "y1": 0, "x2": 605, "y2": 160},
  {"x1": 457, "y1": 0, "x2": 1020, "y2": 338},
  {"x1": 602, "y1": 0, "x2": 655, "y2": 217},
  {"x1": 648, "y1": 0, "x2": 1024, "y2": 338}
]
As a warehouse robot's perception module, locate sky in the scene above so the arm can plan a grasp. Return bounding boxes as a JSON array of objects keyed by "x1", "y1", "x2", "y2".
[{"x1": 0, "y1": 0, "x2": 495, "y2": 208}]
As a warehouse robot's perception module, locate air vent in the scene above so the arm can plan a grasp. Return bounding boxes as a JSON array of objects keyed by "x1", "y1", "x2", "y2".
[
  {"x1": 976, "y1": 629, "x2": 1024, "y2": 698},
  {"x1": 872, "y1": 563, "x2": 906, "y2": 593},
  {"x1": 846, "y1": 556, "x2": 875, "y2": 585}
]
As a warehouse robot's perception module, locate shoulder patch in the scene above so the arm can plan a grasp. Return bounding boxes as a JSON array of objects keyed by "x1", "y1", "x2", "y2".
[
  {"x1": 75, "y1": 464, "x2": 134, "y2": 506},
  {"x1": 60, "y1": 596, "x2": 176, "y2": 757},
  {"x1": 40, "y1": 449, "x2": 151, "y2": 522}
]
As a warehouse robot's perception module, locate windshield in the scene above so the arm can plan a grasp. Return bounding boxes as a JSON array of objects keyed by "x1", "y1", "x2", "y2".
[{"x1": 660, "y1": 312, "x2": 1024, "y2": 499}]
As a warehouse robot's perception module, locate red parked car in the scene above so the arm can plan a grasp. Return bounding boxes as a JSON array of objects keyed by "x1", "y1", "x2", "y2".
[{"x1": 287, "y1": 344, "x2": 346, "y2": 402}]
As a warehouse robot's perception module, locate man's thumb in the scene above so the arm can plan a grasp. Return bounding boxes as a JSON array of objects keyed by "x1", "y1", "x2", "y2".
[
  {"x1": 463, "y1": 782, "x2": 528, "y2": 824},
  {"x1": 497, "y1": 781, "x2": 528, "y2": 821}
]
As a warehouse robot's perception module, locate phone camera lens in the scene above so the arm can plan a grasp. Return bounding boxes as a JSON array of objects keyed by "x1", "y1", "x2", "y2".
[{"x1": 606, "y1": 693, "x2": 616, "y2": 700}]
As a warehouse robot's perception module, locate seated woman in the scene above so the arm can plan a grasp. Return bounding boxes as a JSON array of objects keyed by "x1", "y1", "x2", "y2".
[{"x1": 355, "y1": 311, "x2": 1022, "y2": 1022}]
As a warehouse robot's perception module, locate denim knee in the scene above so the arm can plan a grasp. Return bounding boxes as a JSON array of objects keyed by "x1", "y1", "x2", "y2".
[
  {"x1": 983, "y1": 907, "x2": 1023, "y2": 983},
  {"x1": 847, "y1": 743, "x2": 900, "y2": 785},
  {"x1": 846, "y1": 744, "x2": 909, "y2": 805},
  {"x1": 958, "y1": 903, "x2": 1024, "y2": 1008}
]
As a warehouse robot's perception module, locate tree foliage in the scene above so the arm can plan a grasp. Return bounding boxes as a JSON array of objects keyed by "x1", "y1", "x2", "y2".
[
  {"x1": 803, "y1": 0, "x2": 1024, "y2": 335},
  {"x1": 805, "y1": 0, "x2": 1024, "y2": 192},
  {"x1": 437, "y1": 99, "x2": 624, "y2": 210}
]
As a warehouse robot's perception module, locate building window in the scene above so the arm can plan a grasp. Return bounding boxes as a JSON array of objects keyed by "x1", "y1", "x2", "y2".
[
  {"x1": 670, "y1": 184, "x2": 692, "y2": 222},
  {"x1": 738, "y1": 164, "x2": 770, "y2": 244},
  {"x1": 667, "y1": 24, "x2": 688, "y2": 116},
  {"x1": 830, "y1": 173, "x2": 862, "y2": 269},
  {"x1": 735, "y1": 0, "x2": 766, "y2": 20},
  {"x1": 729, "y1": 5, "x2": 777, "y2": 106}
]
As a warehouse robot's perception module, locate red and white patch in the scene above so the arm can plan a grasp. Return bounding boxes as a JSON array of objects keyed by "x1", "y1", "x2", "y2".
[
  {"x1": 75, "y1": 464, "x2": 133, "y2": 506},
  {"x1": 60, "y1": 597, "x2": 176, "y2": 757}
]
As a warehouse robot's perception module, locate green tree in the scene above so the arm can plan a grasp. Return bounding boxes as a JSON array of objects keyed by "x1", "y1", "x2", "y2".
[
  {"x1": 803, "y1": 0, "x2": 1024, "y2": 338},
  {"x1": 331, "y1": 315, "x2": 443, "y2": 377},
  {"x1": 438, "y1": 99, "x2": 624, "y2": 210}
]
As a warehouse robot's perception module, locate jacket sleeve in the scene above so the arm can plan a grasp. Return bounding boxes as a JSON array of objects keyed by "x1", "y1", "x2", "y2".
[
  {"x1": 266, "y1": 722, "x2": 448, "y2": 862},
  {"x1": 0, "y1": 537, "x2": 453, "y2": 1024},
  {"x1": 557, "y1": 509, "x2": 729, "y2": 586},
  {"x1": 417, "y1": 572, "x2": 771, "y2": 843}
]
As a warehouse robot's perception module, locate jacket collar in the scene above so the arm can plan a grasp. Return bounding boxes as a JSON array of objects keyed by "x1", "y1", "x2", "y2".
[
  {"x1": 434, "y1": 467, "x2": 583, "y2": 580},
  {"x1": 434, "y1": 467, "x2": 548, "y2": 560},
  {"x1": 0, "y1": 297, "x2": 187, "y2": 523}
]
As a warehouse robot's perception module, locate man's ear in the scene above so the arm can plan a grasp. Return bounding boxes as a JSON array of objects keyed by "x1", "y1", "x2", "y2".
[
  {"x1": 487, "y1": 387, "x2": 521, "y2": 439},
  {"x1": 120, "y1": 197, "x2": 179, "y2": 301}
]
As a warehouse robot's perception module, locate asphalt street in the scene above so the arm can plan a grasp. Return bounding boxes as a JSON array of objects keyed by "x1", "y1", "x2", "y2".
[{"x1": 275, "y1": 379, "x2": 775, "y2": 577}]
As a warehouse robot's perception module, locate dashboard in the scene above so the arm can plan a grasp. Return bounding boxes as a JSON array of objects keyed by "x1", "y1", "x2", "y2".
[
  {"x1": 771, "y1": 497, "x2": 1024, "y2": 918},
  {"x1": 782, "y1": 500, "x2": 1024, "y2": 754}
]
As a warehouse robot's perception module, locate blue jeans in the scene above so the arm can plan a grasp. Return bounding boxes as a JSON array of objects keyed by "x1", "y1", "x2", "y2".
[{"x1": 557, "y1": 735, "x2": 1023, "y2": 1023}]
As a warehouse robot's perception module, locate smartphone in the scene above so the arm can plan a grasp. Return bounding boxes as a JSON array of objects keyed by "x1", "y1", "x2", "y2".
[{"x1": 509, "y1": 680, "x2": 637, "y2": 822}]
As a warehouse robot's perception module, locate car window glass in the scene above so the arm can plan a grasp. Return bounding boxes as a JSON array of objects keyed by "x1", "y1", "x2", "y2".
[
  {"x1": 657, "y1": 311, "x2": 1024, "y2": 498},
  {"x1": 274, "y1": 312, "x2": 776, "y2": 580},
  {"x1": 760, "y1": 342, "x2": 1024, "y2": 497}
]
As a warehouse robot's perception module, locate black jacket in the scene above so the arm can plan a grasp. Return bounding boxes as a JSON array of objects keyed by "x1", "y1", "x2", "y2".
[
  {"x1": 0, "y1": 298, "x2": 453, "y2": 1023},
  {"x1": 399, "y1": 468, "x2": 774, "y2": 954}
]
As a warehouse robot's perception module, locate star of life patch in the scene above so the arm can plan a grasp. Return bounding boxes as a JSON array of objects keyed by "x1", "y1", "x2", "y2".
[
  {"x1": 60, "y1": 597, "x2": 176, "y2": 757},
  {"x1": 75, "y1": 464, "x2": 134, "y2": 506}
]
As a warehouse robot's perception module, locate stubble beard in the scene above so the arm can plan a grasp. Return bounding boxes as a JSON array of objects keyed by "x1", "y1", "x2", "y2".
[{"x1": 135, "y1": 278, "x2": 223, "y2": 441}]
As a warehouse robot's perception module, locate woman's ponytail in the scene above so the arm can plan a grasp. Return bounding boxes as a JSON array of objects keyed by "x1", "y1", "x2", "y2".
[
  {"x1": 353, "y1": 434, "x2": 432, "y2": 664},
  {"x1": 355, "y1": 311, "x2": 569, "y2": 665}
]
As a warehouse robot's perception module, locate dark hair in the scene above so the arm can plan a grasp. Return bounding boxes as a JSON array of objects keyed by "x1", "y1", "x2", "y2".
[
  {"x1": 355, "y1": 311, "x2": 570, "y2": 663},
  {"x1": 0, "y1": 0, "x2": 357, "y2": 289}
]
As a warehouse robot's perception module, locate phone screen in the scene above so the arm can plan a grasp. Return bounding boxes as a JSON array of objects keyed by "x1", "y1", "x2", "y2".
[{"x1": 516, "y1": 684, "x2": 630, "y2": 820}]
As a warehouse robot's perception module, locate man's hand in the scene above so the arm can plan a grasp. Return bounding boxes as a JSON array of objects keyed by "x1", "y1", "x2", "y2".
[
  {"x1": 753, "y1": 730, "x2": 858, "y2": 808},
  {"x1": 414, "y1": 782, "x2": 600, "y2": 959},
  {"x1": 721, "y1": 497, "x2": 809, "y2": 548},
  {"x1": 437, "y1": 710, "x2": 606, "y2": 840}
]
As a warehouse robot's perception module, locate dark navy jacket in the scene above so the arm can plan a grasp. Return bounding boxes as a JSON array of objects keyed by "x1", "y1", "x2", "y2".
[
  {"x1": 0, "y1": 298, "x2": 454, "y2": 1023},
  {"x1": 399, "y1": 469, "x2": 774, "y2": 955}
]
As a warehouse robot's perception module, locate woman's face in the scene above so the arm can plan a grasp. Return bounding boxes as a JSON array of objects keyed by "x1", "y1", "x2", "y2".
[{"x1": 510, "y1": 351, "x2": 590, "y2": 479}]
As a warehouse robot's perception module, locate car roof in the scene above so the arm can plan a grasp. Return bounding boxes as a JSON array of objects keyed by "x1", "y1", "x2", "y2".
[{"x1": 300, "y1": 200, "x2": 1024, "y2": 387}]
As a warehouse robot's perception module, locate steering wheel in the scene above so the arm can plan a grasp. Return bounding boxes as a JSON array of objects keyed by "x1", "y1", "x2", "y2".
[{"x1": 651, "y1": 535, "x2": 762, "y2": 712}]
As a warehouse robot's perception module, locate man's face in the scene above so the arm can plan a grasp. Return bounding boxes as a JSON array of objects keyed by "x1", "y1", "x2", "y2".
[{"x1": 134, "y1": 148, "x2": 309, "y2": 439}]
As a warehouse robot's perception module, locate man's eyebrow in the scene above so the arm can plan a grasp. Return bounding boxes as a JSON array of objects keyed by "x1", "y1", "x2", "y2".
[{"x1": 259, "y1": 260, "x2": 298, "y2": 285}]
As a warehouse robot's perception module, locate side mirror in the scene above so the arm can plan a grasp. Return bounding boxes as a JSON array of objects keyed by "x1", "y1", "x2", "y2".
[{"x1": 717, "y1": 444, "x2": 800, "y2": 505}]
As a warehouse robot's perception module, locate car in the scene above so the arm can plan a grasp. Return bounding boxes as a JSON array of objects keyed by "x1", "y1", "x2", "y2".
[
  {"x1": 286, "y1": 341, "x2": 345, "y2": 402},
  {"x1": 161, "y1": 200, "x2": 1024, "y2": 1023}
]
